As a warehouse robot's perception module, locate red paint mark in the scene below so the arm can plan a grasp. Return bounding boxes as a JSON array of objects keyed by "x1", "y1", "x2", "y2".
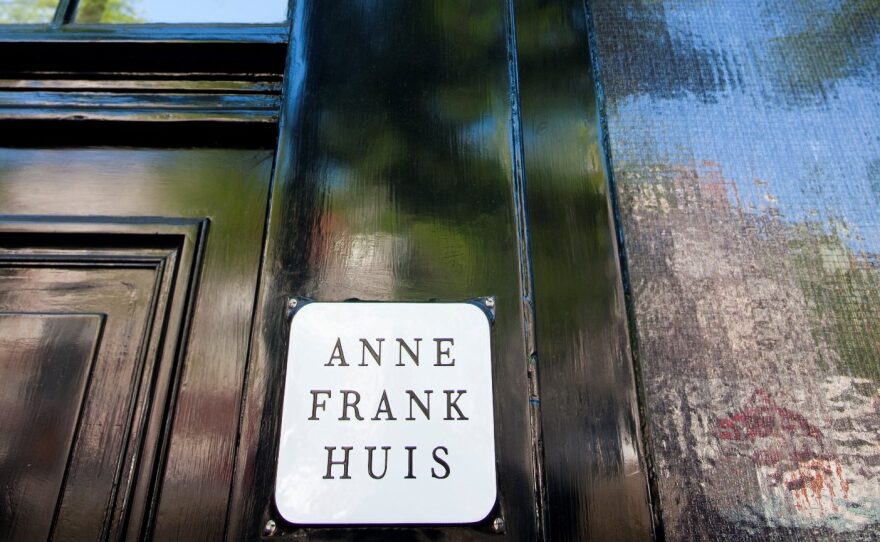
[
  {"x1": 835, "y1": 461, "x2": 850, "y2": 499},
  {"x1": 713, "y1": 389, "x2": 853, "y2": 509},
  {"x1": 753, "y1": 449, "x2": 830, "y2": 468},
  {"x1": 782, "y1": 459, "x2": 850, "y2": 512},
  {"x1": 715, "y1": 389, "x2": 822, "y2": 443}
]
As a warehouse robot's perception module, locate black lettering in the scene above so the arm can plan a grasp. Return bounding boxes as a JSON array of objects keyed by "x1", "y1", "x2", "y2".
[
  {"x1": 366, "y1": 446, "x2": 391, "y2": 479},
  {"x1": 434, "y1": 338, "x2": 455, "y2": 366},
  {"x1": 323, "y1": 446, "x2": 353, "y2": 479},
  {"x1": 308, "y1": 390, "x2": 331, "y2": 420},
  {"x1": 431, "y1": 446, "x2": 451, "y2": 479},
  {"x1": 396, "y1": 338, "x2": 422, "y2": 366},
  {"x1": 443, "y1": 390, "x2": 468, "y2": 420},
  {"x1": 372, "y1": 390, "x2": 397, "y2": 420},
  {"x1": 339, "y1": 390, "x2": 364, "y2": 420},
  {"x1": 404, "y1": 446, "x2": 417, "y2": 479},
  {"x1": 359, "y1": 338, "x2": 384, "y2": 366},
  {"x1": 325, "y1": 338, "x2": 349, "y2": 366},
  {"x1": 405, "y1": 390, "x2": 431, "y2": 420}
]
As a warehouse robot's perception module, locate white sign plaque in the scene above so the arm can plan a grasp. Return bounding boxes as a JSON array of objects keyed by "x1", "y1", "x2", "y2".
[{"x1": 274, "y1": 302, "x2": 497, "y2": 525}]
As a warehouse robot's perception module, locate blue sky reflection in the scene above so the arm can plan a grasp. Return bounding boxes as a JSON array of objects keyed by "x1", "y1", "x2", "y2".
[{"x1": 81, "y1": 0, "x2": 288, "y2": 24}]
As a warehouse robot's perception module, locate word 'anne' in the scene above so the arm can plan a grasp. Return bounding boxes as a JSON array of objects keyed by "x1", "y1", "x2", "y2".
[
  {"x1": 323, "y1": 445, "x2": 450, "y2": 480},
  {"x1": 325, "y1": 337, "x2": 455, "y2": 367}
]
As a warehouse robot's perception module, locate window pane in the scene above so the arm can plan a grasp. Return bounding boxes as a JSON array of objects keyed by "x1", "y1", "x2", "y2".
[
  {"x1": 0, "y1": 0, "x2": 59, "y2": 24},
  {"x1": 75, "y1": 0, "x2": 288, "y2": 24}
]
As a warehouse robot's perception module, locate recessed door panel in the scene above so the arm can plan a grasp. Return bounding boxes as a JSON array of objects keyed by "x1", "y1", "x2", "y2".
[
  {"x1": 0, "y1": 313, "x2": 102, "y2": 541},
  {"x1": 0, "y1": 230, "x2": 196, "y2": 540},
  {"x1": 0, "y1": 147, "x2": 273, "y2": 540}
]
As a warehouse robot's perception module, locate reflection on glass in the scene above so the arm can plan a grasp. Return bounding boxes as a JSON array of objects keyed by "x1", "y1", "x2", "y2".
[
  {"x1": 0, "y1": 0, "x2": 59, "y2": 24},
  {"x1": 75, "y1": 0, "x2": 288, "y2": 24}
]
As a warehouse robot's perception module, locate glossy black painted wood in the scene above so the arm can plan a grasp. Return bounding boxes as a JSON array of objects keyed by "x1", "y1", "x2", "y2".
[
  {"x1": 0, "y1": 148, "x2": 273, "y2": 540},
  {"x1": 230, "y1": 1, "x2": 541, "y2": 539},
  {"x1": 0, "y1": 41, "x2": 286, "y2": 78},
  {"x1": 0, "y1": 79, "x2": 282, "y2": 93},
  {"x1": 0, "y1": 120, "x2": 277, "y2": 149},
  {"x1": 0, "y1": 78, "x2": 282, "y2": 124},
  {"x1": 0, "y1": 90, "x2": 280, "y2": 123},
  {"x1": 0, "y1": 31, "x2": 286, "y2": 128},
  {"x1": 53, "y1": 0, "x2": 76, "y2": 26},
  {"x1": 513, "y1": 1, "x2": 654, "y2": 539},
  {"x1": 0, "y1": 218, "x2": 204, "y2": 540},
  {"x1": 0, "y1": 313, "x2": 101, "y2": 541}
]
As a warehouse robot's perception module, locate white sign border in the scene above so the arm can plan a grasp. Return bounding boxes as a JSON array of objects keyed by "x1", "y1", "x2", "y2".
[{"x1": 272, "y1": 297, "x2": 500, "y2": 527}]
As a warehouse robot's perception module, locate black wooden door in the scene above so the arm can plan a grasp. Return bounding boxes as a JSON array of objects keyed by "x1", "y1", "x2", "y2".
[
  {"x1": 0, "y1": 148, "x2": 273, "y2": 540},
  {"x1": 0, "y1": 1, "x2": 656, "y2": 539},
  {"x1": 229, "y1": 1, "x2": 653, "y2": 540}
]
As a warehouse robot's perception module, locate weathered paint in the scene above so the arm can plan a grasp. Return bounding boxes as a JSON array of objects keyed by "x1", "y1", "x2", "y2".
[{"x1": 590, "y1": 0, "x2": 880, "y2": 538}]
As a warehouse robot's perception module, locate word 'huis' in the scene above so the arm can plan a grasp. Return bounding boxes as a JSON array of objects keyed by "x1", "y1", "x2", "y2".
[{"x1": 311, "y1": 337, "x2": 472, "y2": 481}]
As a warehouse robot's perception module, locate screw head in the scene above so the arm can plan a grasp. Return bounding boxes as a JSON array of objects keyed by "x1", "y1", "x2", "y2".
[
  {"x1": 492, "y1": 516, "x2": 505, "y2": 533},
  {"x1": 287, "y1": 298, "x2": 298, "y2": 310},
  {"x1": 263, "y1": 519, "x2": 277, "y2": 537},
  {"x1": 484, "y1": 297, "x2": 495, "y2": 309}
]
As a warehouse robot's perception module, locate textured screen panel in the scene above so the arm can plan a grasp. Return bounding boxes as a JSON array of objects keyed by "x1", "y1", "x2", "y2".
[
  {"x1": 591, "y1": 0, "x2": 880, "y2": 539},
  {"x1": 0, "y1": 314, "x2": 102, "y2": 541}
]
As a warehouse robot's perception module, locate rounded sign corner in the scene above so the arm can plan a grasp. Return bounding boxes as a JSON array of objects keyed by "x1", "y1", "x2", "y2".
[
  {"x1": 467, "y1": 482, "x2": 499, "y2": 525},
  {"x1": 462, "y1": 300, "x2": 494, "y2": 328},
  {"x1": 273, "y1": 502, "x2": 296, "y2": 526},
  {"x1": 288, "y1": 299, "x2": 317, "y2": 322}
]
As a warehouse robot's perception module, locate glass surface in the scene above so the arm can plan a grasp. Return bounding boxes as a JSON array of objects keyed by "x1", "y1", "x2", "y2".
[
  {"x1": 75, "y1": 0, "x2": 288, "y2": 24},
  {"x1": 0, "y1": 0, "x2": 59, "y2": 24}
]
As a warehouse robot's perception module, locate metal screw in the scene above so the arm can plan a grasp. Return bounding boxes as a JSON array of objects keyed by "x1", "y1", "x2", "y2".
[
  {"x1": 484, "y1": 297, "x2": 495, "y2": 309},
  {"x1": 287, "y1": 298, "x2": 298, "y2": 311},
  {"x1": 263, "y1": 519, "x2": 277, "y2": 537},
  {"x1": 492, "y1": 516, "x2": 505, "y2": 533}
]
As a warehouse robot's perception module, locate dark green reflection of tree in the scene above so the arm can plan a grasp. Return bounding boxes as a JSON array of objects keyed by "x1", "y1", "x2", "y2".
[
  {"x1": 0, "y1": 0, "x2": 58, "y2": 24},
  {"x1": 792, "y1": 229, "x2": 880, "y2": 381},
  {"x1": 76, "y1": 0, "x2": 142, "y2": 23},
  {"x1": 294, "y1": 1, "x2": 517, "y2": 298}
]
